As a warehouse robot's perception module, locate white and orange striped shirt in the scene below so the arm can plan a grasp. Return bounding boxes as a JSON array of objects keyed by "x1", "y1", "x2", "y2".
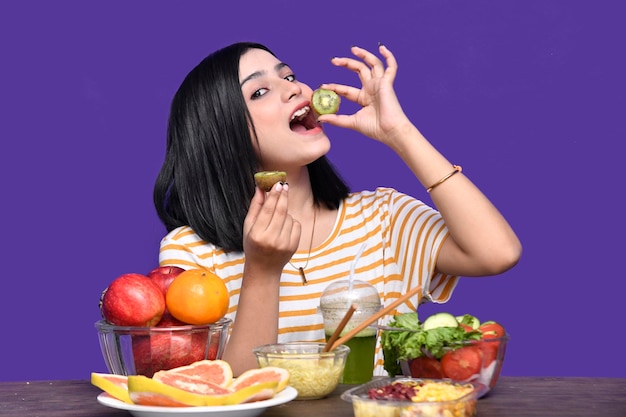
[{"x1": 158, "y1": 187, "x2": 458, "y2": 376}]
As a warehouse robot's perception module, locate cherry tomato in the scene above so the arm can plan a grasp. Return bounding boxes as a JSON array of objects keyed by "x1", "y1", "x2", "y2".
[
  {"x1": 409, "y1": 357, "x2": 444, "y2": 379},
  {"x1": 476, "y1": 338, "x2": 506, "y2": 387},
  {"x1": 477, "y1": 339, "x2": 499, "y2": 367},
  {"x1": 478, "y1": 321, "x2": 506, "y2": 368},
  {"x1": 441, "y1": 346, "x2": 483, "y2": 381},
  {"x1": 479, "y1": 321, "x2": 505, "y2": 339}
]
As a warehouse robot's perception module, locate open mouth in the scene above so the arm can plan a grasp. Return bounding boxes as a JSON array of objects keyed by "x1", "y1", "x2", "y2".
[{"x1": 289, "y1": 106, "x2": 319, "y2": 132}]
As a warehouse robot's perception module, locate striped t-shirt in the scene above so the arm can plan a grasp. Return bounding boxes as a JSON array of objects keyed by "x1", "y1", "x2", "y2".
[{"x1": 158, "y1": 187, "x2": 459, "y2": 376}]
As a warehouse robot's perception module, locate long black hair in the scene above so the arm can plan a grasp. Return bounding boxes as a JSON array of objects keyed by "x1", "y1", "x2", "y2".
[{"x1": 154, "y1": 42, "x2": 350, "y2": 252}]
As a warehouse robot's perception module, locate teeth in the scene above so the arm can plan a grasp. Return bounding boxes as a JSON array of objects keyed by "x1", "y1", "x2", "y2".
[{"x1": 290, "y1": 106, "x2": 310, "y2": 121}]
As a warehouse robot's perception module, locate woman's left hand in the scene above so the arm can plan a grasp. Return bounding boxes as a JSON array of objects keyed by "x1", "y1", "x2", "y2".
[{"x1": 317, "y1": 44, "x2": 412, "y2": 146}]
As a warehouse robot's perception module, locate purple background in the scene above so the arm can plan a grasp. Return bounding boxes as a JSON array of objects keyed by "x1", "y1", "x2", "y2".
[{"x1": 1, "y1": 1, "x2": 624, "y2": 382}]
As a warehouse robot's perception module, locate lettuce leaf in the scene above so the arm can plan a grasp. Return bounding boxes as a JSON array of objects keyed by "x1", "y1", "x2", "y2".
[{"x1": 381, "y1": 312, "x2": 482, "y2": 376}]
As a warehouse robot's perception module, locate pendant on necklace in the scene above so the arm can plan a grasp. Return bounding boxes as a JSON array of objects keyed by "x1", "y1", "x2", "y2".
[{"x1": 298, "y1": 267, "x2": 308, "y2": 285}]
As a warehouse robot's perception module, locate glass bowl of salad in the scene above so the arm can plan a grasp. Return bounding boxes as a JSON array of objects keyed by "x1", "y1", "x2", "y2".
[{"x1": 380, "y1": 312, "x2": 509, "y2": 397}]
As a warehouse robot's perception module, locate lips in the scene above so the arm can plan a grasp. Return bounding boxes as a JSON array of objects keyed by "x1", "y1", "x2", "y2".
[{"x1": 289, "y1": 105, "x2": 319, "y2": 132}]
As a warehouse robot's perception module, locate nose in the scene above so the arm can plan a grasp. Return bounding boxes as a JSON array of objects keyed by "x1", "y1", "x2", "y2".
[{"x1": 282, "y1": 80, "x2": 302, "y2": 102}]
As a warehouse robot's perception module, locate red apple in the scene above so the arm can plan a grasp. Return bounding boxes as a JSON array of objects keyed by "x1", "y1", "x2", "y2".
[
  {"x1": 100, "y1": 273, "x2": 165, "y2": 327},
  {"x1": 156, "y1": 312, "x2": 186, "y2": 327},
  {"x1": 147, "y1": 266, "x2": 185, "y2": 296},
  {"x1": 131, "y1": 328, "x2": 221, "y2": 377}
]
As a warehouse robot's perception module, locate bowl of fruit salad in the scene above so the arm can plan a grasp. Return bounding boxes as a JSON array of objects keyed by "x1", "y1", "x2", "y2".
[
  {"x1": 341, "y1": 376, "x2": 480, "y2": 417},
  {"x1": 380, "y1": 312, "x2": 508, "y2": 397}
]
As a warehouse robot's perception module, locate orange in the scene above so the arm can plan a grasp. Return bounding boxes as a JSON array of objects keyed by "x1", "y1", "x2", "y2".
[{"x1": 165, "y1": 269, "x2": 229, "y2": 325}]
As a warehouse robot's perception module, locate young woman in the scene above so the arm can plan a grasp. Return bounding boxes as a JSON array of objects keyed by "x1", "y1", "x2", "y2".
[{"x1": 153, "y1": 42, "x2": 522, "y2": 376}]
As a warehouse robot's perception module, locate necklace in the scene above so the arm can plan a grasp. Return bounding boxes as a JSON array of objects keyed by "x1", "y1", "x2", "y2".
[{"x1": 288, "y1": 207, "x2": 317, "y2": 285}]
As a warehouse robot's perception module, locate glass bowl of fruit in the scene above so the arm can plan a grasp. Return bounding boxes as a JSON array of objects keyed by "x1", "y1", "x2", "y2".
[
  {"x1": 380, "y1": 312, "x2": 509, "y2": 397},
  {"x1": 96, "y1": 267, "x2": 232, "y2": 377},
  {"x1": 95, "y1": 317, "x2": 232, "y2": 377}
]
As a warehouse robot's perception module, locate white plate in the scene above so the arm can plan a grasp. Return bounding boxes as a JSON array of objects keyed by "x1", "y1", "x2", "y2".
[{"x1": 97, "y1": 386, "x2": 298, "y2": 417}]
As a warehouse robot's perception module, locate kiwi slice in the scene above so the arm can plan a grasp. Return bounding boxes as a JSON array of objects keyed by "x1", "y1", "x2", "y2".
[
  {"x1": 254, "y1": 171, "x2": 287, "y2": 192},
  {"x1": 311, "y1": 88, "x2": 340, "y2": 115}
]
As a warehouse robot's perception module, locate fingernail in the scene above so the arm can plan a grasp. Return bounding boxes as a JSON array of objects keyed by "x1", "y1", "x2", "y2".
[
  {"x1": 283, "y1": 182, "x2": 289, "y2": 191},
  {"x1": 275, "y1": 182, "x2": 283, "y2": 191}
]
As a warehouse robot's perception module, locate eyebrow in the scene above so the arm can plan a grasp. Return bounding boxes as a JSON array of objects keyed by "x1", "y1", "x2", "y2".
[{"x1": 240, "y1": 62, "x2": 290, "y2": 87}]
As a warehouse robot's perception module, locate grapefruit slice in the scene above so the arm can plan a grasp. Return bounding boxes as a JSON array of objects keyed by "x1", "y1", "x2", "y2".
[
  {"x1": 128, "y1": 375, "x2": 229, "y2": 407},
  {"x1": 128, "y1": 374, "x2": 275, "y2": 407},
  {"x1": 90, "y1": 372, "x2": 132, "y2": 404},
  {"x1": 163, "y1": 359, "x2": 233, "y2": 387},
  {"x1": 230, "y1": 367, "x2": 290, "y2": 393},
  {"x1": 152, "y1": 370, "x2": 234, "y2": 396},
  {"x1": 225, "y1": 381, "x2": 278, "y2": 405}
]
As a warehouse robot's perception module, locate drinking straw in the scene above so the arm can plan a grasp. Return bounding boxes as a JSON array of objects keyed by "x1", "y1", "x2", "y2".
[
  {"x1": 322, "y1": 303, "x2": 357, "y2": 352},
  {"x1": 348, "y1": 242, "x2": 368, "y2": 296},
  {"x1": 329, "y1": 284, "x2": 422, "y2": 352}
]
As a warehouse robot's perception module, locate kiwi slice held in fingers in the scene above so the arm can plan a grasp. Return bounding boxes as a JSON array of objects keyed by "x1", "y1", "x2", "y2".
[
  {"x1": 254, "y1": 171, "x2": 287, "y2": 192},
  {"x1": 311, "y1": 88, "x2": 340, "y2": 115}
]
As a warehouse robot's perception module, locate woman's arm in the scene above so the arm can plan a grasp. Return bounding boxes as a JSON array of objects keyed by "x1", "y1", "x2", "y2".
[
  {"x1": 222, "y1": 183, "x2": 300, "y2": 375},
  {"x1": 385, "y1": 123, "x2": 521, "y2": 277},
  {"x1": 221, "y1": 263, "x2": 281, "y2": 375},
  {"x1": 319, "y1": 45, "x2": 521, "y2": 277}
]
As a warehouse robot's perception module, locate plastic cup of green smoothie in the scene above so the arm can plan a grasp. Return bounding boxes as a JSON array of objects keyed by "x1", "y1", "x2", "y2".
[{"x1": 319, "y1": 280, "x2": 381, "y2": 385}]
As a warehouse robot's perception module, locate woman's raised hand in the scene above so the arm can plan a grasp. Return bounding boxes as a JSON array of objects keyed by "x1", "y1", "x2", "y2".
[
  {"x1": 242, "y1": 183, "x2": 301, "y2": 277},
  {"x1": 317, "y1": 44, "x2": 412, "y2": 146}
]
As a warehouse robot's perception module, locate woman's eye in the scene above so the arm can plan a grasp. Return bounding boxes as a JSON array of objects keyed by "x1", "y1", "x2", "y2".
[
  {"x1": 249, "y1": 74, "x2": 295, "y2": 99},
  {"x1": 251, "y1": 88, "x2": 268, "y2": 99}
]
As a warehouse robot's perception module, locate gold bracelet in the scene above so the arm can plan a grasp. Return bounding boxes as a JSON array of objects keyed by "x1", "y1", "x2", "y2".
[{"x1": 426, "y1": 165, "x2": 462, "y2": 193}]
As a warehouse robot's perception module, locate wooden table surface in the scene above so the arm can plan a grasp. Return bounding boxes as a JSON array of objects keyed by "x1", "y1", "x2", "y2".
[{"x1": 1, "y1": 376, "x2": 625, "y2": 416}]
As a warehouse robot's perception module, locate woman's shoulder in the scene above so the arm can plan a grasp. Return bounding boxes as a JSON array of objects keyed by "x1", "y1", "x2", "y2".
[
  {"x1": 344, "y1": 188, "x2": 433, "y2": 222},
  {"x1": 349, "y1": 187, "x2": 429, "y2": 205},
  {"x1": 346, "y1": 187, "x2": 407, "y2": 208},
  {"x1": 160, "y1": 226, "x2": 221, "y2": 257},
  {"x1": 339, "y1": 188, "x2": 397, "y2": 224},
  {"x1": 161, "y1": 225, "x2": 205, "y2": 245},
  {"x1": 348, "y1": 187, "x2": 396, "y2": 200},
  {"x1": 159, "y1": 226, "x2": 243, "y2": 270}
]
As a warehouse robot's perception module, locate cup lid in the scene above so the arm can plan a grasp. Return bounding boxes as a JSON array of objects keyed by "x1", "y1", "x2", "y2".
[{"x1": 320, "y1": 279, "x2": 381, "y2": 309}]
